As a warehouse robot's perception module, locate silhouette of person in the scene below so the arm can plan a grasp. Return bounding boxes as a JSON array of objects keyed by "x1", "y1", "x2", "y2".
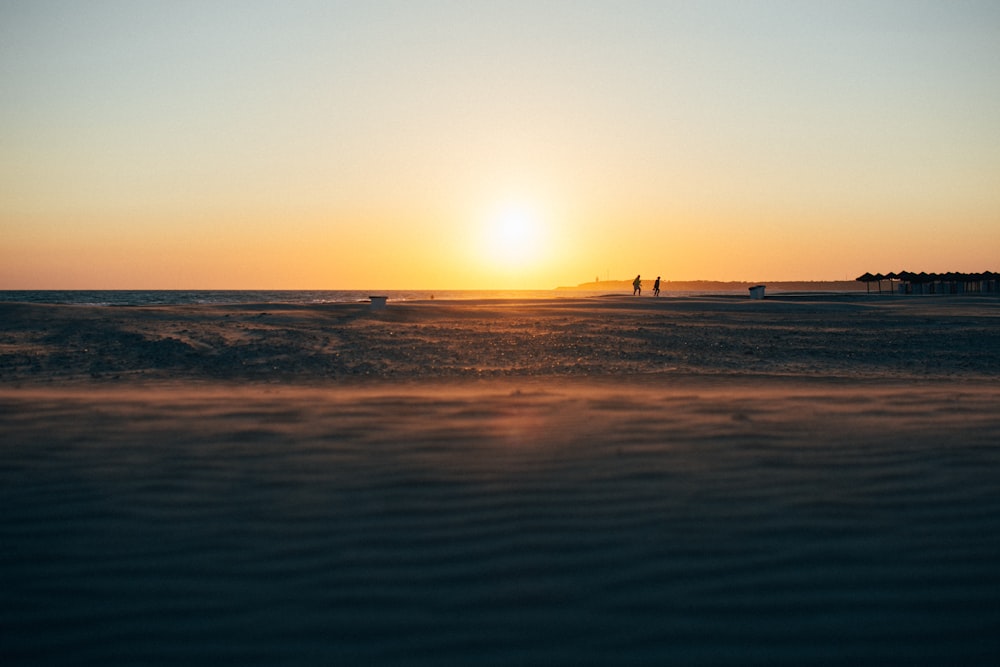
[
  {"x1": 653, "y1": 276, "x2": 661, "y2": 297},
  {"x1": 633, "y1": 274, "x2": 642, "y2": 296}
]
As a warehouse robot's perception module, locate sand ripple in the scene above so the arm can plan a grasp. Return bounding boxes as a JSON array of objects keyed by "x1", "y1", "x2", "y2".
[{"x1": 3, "y1": 381, "x2": 999, "y2": 665}]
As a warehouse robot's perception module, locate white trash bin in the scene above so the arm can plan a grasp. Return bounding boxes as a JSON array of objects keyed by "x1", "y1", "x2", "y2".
[{"x1": 748, "y1": 285, "x2": 766, "y2": 299}]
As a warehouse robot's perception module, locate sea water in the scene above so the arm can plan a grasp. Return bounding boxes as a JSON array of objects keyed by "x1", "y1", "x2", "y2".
[{"x1": 0, "y1": 289, "x2": 613, "y2": 306}]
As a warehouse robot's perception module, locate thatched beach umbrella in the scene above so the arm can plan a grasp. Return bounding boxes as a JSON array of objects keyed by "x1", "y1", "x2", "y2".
[
  {"x1": 856, "y1": 272, "x2": 876, "y2": 294},
  {"x1": 896, "y1": 270, "x2": 915, "y2": 294},
  {"x1": 885, "y1": 271, "x2": 898, "y2": 293},
  {"x1": 987, "y1": 271, "x2": 999, "y2": 294},
  {"x1": 945, "y1": 272, "x2": 961, "y2": 294},
  {"x1": 873, "y1": 272, "x2": 886, "y2": 294}
]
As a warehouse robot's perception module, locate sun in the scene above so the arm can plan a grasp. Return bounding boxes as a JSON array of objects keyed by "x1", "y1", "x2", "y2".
[{"x1": 482, "y1": 201, "x2": 548, "y2": 268}]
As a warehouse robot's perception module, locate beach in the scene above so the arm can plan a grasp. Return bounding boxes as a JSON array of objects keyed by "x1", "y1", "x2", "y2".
[{"x1": 3, "y1": 294, "x2": 999, "y2": 665}]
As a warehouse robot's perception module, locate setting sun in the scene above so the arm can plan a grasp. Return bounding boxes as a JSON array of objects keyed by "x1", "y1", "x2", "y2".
[{"x1": 481, "y1": 201, "x2": 549, "y2": 269}]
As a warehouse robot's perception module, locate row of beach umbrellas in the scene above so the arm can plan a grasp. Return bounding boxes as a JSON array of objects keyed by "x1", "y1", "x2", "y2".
[{"x1": 855, "y1": 271, "x2": 999, "y2": 293}]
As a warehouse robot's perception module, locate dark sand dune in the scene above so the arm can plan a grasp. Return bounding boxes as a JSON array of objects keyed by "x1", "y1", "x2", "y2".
[{"x1": 2, "y1": 295, "x2": 999, "y2": 665}]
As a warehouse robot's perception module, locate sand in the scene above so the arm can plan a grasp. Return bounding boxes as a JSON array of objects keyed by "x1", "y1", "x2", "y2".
[
  {"x1": 2, "y1": 295, "x2": 999, "y2": 665},
  {"x1": 2, "y1": 294, "x2": 999, "y2": 382}
]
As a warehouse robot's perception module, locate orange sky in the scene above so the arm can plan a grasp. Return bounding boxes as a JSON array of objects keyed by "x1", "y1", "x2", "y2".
[{"x1": 2, "y1": 1, "x2": 999, "y2": 289}]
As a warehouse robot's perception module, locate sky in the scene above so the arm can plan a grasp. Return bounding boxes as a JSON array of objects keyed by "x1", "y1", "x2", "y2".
[{"x1": 2, "y1": 0, "x2": 999, "y2": 289}]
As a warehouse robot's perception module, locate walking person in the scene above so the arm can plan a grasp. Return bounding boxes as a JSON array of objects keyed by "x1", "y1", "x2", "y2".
[
  {"x1": 632, "y1": 274, "x2": 642, "y2": 296},
  {"x1": 653, "y1": 276, "x2": 661, "y2": 297}
]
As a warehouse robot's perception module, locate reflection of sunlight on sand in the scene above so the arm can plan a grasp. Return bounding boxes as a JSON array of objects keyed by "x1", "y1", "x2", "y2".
[{"x1": 479, "y1": 390, "x2": 576, "y2": 449}]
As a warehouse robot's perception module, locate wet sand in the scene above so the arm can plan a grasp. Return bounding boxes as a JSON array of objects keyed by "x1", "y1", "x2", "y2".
[{"x1": 2, "y1": 295, "x2": 999, "y2": 664}]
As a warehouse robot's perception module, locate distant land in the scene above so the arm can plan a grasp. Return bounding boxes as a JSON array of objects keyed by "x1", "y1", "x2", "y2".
[{"x1": 556, "y1": 279, "x2": 867, "y2": 293}]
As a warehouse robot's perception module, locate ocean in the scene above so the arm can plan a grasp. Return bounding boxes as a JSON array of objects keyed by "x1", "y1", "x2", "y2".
[
  {"x1": 0, "y1": 289, "x2": 590, "y2": 306},
  {"x1": 0, "y1": 286, "x2": 857, "y2": 306}
]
